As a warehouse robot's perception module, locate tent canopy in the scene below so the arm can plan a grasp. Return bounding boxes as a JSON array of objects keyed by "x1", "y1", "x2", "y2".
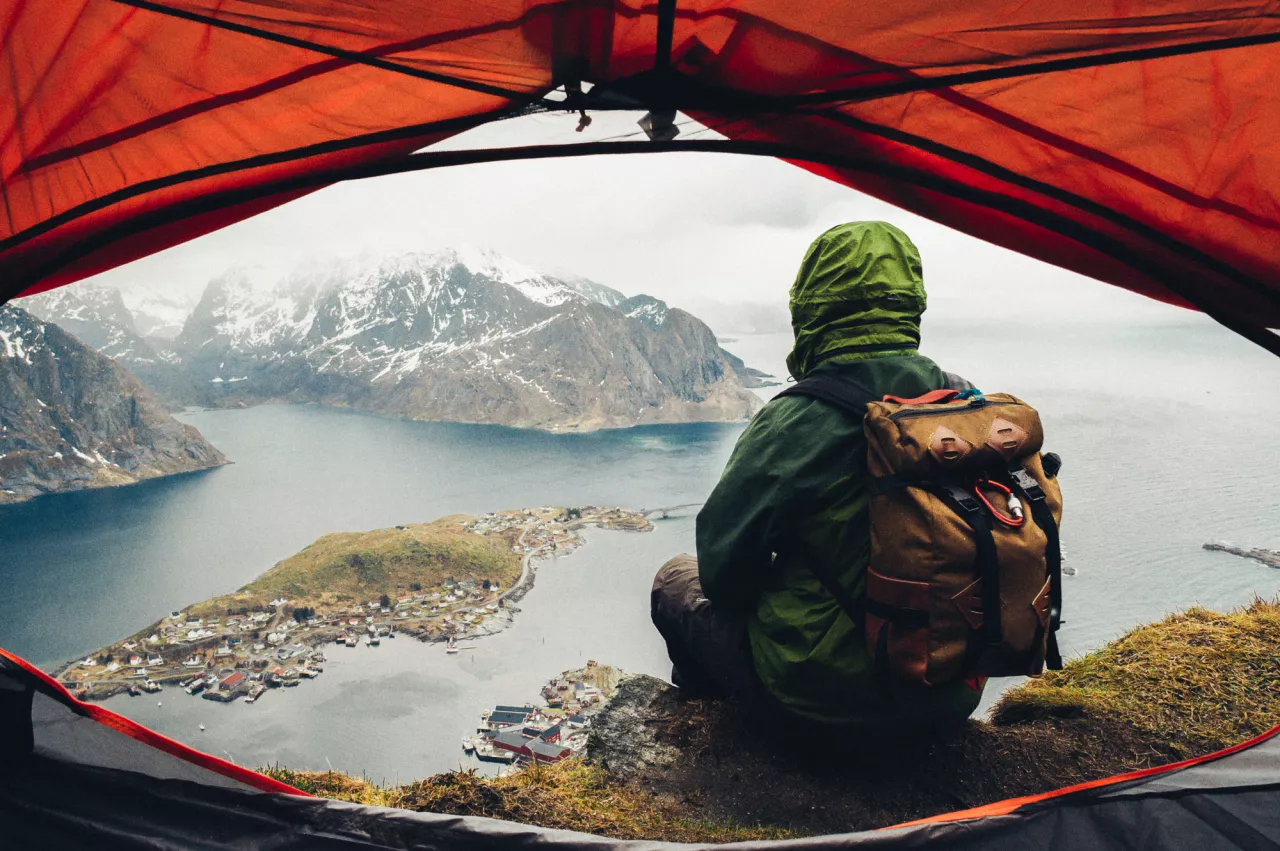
[{"x1": 3, "y1": 1, "x2": 1280, "y2": 355}]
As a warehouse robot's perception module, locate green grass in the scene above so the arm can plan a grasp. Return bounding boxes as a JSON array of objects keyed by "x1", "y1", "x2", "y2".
[
  {"x1": 992, "y1": 598, "x2": 1280, "y2": 754},
  {"x1": 187, "y1": 516, "x2": 519, "y2": 617}
]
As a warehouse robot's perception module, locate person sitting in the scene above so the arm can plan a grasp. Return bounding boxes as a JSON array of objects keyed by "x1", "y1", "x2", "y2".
[{"x1": 651, "y1": 221, "x2": 983, "y2": 733}]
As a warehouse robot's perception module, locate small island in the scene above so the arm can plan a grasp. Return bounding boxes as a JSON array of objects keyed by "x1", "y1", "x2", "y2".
[{"x1": 54, "y1": 506, "x2": 652, "y2": 702}]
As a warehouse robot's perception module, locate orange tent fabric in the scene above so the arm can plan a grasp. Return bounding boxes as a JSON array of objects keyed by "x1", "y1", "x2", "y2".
[{"x1": 3, "y1": 2, "x2": 1279, "y2": 349}]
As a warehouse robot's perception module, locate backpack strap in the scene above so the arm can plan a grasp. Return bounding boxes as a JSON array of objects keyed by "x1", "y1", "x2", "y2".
[
  {"x1": 937, "y1": 482, "x2": 1005, "y2": 652},
  {"x1": 771, "y1": 374, "x2": 878, "y2": 633},
  {"x1": 774, "y1": 373, "x2": 877, "y2": 416},
  {"x1": 773, "y1": 374, "x2": 945, "y2": 642},
  {"x1": 1009, "y1": 462, "x2": 1065, "y2": 670}
]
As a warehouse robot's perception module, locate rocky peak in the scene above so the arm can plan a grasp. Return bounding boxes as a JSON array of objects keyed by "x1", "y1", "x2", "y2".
[
  {"x1": 0, "y1": 305, "x2": 226, "y2": 504},
  {"x1": 618, "y1": 295, "x2": 669, "y2": 330},
  {"x1": 19, "y1": 285, "x2": 157, "y2": 365}
]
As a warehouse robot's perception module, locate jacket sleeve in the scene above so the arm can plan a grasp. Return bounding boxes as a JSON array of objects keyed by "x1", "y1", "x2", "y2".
[{"x1": 695, "y1": 397, "x2": 849, "y2": 609}]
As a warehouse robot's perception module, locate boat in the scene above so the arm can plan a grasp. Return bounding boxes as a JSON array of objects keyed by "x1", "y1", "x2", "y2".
[
  {"x1": 245, "y1": 684, "x2": 265, "y2": 703},
  {"x1": 198, "y1": 724, "x2": 205, "y2": 732},
  {"x1": 344, "y1": 634, "x2": 358, "y2": 648},
  {"x1": 141, "y1": 680, "x2": 161, "y2": 693},
  {"x1": 475, "y1": 745, "x2": 516, "y2": 764},
  {"x1": 185, "y1": 678, "x2": 205, "y2": 695},
  {"x1": 462, "y1": 737, "x2": 477, "y2": 753},
  {"x1": 127, "y1": 686, "x2": 140, "y2": 697},
  {"x1": 445, "y1": 639, "x2": 459, "y2": 654},
  {"x1": 283, "y1": 677, "x2": 300, "y2": 687},
  {"x1": 298, "y1": 667, "x2": 318, "y2": 678},
  {"x1": 366, "y1": 636, "x2": 380, "y2": 647}
]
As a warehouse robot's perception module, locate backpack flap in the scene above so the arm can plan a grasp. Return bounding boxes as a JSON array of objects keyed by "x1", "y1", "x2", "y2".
[{"x1": 864, "y1": 392, "x2": 1044, "y2": 476}]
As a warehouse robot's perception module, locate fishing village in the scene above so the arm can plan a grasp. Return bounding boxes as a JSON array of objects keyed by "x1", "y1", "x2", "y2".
[
  {"x1": 52, "y1": 506, "x2": 652, "y2": 705},
  {"x1": 463, "y1": 661, "x2": 622, "y2": 770}
]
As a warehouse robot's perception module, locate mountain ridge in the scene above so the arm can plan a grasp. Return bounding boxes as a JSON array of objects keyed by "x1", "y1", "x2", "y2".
[{"x1": 24, "y1": 248, "x2": 772, "y2": 431}]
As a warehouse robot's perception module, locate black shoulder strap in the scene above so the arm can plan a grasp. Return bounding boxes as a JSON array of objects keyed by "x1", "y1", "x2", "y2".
[
  {"x1": 1009, "y1": 463, "x2": 1065, "y2": 671},
  {"x1": 774, "y1": 373, "x2": 877, "y2": 417},
  {"x1": 774, "y1": 373, "x2": 883, "y2": 634}
]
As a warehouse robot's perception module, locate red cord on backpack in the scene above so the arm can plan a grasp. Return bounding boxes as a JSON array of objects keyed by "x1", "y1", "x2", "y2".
[{"x1": 974, "y1": 479, "x2": 1025, "y2": 528}]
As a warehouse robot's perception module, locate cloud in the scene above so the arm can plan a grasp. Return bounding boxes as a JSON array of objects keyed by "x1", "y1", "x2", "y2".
[{"x1": 85, "y1": 112, "x2": 1192, "y2": 328}]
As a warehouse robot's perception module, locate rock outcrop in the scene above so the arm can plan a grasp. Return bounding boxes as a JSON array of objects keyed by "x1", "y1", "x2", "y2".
[
  {"x1": 0, "y1": 305, "x2": 226, "y2": 504},
  {"x1": 1204, "y1": 542, "x2": 1280, "y2": 569},
  {"x1": 585, "y1": 601, "x2": 1280, "y2": 834},
  {"x1": 251, "y1": 601, "x2": 1279, "y2": 842}
]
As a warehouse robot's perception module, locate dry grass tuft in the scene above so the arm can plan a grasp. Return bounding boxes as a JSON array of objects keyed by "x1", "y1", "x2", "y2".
[{"x1": 261, "y1": 761, "x2": 789, "y2": 843}]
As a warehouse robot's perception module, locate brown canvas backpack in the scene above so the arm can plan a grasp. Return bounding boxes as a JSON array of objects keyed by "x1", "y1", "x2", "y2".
[{"x1": 776, "y1": 375, "x2": 1064, "y2": 686}]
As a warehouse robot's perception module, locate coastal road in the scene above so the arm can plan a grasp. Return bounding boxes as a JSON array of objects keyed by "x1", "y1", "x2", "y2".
[{"x1": 497, "y1": 524, "x2": 545, "y2": 606}]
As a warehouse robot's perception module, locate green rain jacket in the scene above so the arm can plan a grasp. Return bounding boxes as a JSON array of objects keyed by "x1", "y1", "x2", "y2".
[{"x1": 696, "y1": 222, "x2": 984, "y2": 728}]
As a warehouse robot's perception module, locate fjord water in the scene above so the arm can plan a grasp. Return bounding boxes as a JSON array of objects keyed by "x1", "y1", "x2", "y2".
[{"x1": 2, "y1": 316, "x2": 1278, "y2": 780}]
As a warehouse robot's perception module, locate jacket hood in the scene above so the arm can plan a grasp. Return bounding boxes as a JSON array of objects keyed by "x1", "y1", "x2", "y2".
[{"x1": 787, "y1": 221, "x2": 927, "y2": 378}]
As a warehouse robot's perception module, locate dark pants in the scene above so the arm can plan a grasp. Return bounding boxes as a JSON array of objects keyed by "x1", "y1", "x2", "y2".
[{"x1": 650, "y1": 554, "x2": 758, "y2": 701}]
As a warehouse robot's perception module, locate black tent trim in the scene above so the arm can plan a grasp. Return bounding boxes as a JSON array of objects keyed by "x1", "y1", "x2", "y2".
[{"x1": 5, "y1": 646, "x2": 1279, "y2": 849}]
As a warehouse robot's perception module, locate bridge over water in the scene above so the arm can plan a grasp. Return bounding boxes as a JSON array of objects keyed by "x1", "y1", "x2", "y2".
[{"x1": 642, "y1": 503, "x2": 704, "y2": 519}]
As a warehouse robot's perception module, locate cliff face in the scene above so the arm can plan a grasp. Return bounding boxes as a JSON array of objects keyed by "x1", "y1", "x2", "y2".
[{"x1": 0, "y1": 305, "x2": 226, "y2": 505}]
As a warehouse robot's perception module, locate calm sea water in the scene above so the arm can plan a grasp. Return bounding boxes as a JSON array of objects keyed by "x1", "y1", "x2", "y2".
[{"x1": 2, "y1": 316, "x2": 1278, "y2": 779}]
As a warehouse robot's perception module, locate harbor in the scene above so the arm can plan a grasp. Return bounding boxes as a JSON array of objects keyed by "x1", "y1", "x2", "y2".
[{"x1": 463, "y1": 662, "x2": 620, "y2": 771}]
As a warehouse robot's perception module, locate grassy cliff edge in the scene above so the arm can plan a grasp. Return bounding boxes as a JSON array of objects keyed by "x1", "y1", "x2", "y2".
[{"x1": 263, "y1": 599, "x2": 1280, "y2": 842}]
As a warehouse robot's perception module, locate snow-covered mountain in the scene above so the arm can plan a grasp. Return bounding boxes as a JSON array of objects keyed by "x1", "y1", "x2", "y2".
[
  {"x1": 17, "y1": 247, "x2": 771, "y2": 431},
  {"x1": 171, "y1": 247, "x2": 767, "y2": 430},
  {"x1": 19, "y1": 286, "x2": 193, "y2": 405},
  {"x1": 119, "y1": 288, "x2": 201, "y2": 340},
  {"x1": 19, "y1": 286, "x2": 158, "y2": 365}
]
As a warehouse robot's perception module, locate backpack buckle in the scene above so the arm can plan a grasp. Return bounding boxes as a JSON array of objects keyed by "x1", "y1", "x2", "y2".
[
  {"x1": 1008, "y1": 465, "x2": 1045, "y2": 501},
  {"x1": 942, "y1": 483, "x2": 982, "y2": 514}
]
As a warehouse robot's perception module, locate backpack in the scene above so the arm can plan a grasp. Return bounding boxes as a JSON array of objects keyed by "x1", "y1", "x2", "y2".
[{"x1": 775, "y1": 374, "x2": 1064, "y2": 685}]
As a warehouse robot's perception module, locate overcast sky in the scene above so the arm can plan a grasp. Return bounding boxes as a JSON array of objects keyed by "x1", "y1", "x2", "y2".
[{"x1": 85, "y1": 110, "x2": 1190, "y2": 326}]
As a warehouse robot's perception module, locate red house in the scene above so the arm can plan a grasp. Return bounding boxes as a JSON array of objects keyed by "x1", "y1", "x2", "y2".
[{"x1": 490, "y1": 731, "x2": 571, "y2": 764}]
